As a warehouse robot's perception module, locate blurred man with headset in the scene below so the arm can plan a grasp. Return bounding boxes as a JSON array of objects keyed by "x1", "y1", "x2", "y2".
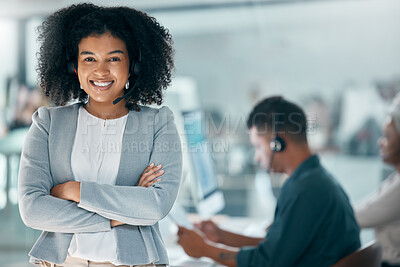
[{"x1": 178, "y1": 96, "x2": 361, "y2": 267}]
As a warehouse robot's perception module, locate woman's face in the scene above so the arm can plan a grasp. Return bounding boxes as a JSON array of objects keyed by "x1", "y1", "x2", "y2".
[
  {"x1": 77, "y1": 32, "x2": 130, "y2": 105},
  {"x1": 378, "y1": 118, "x2": 400, "y2": 165}
]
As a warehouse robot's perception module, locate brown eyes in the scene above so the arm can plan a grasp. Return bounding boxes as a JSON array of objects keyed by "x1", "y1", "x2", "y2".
[
  {"x1": 84, "y1": 57, "x2": 95, "y2": 62},
  {"x1": 83, "y1": 57, "x2": 121, "y2": 62}
]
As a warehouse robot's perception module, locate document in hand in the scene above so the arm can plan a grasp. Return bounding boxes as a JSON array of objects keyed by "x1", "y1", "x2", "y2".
[{"x1": 168, "y1": 204, "x2": 195, "y2": 229}]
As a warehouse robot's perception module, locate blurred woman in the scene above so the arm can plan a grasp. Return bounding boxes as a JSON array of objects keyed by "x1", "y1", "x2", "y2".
[{"x1": 355, "y1": 95, "x2": 400, "y2": 267}]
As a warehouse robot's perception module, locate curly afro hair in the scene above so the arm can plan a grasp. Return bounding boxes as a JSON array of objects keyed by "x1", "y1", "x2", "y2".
[{"x1": 37, "y1": 3, "x2": 174, "y2": 111}]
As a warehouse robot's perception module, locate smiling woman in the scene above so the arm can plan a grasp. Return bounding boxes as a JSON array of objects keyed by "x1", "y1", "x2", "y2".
[
  {"x1": 37, "y1": 3, "x2": 174, "y2": 112},
  {"x1": 17, "y1": 3, "x2": 181, "y2": 267},
  {"x1": 77, "y1": 33, "x2": 131, "y2": 119}
]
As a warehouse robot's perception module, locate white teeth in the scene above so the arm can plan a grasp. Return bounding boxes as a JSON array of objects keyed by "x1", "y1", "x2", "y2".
[{"x1": 93, "y1": 81, "x2": 112, "y2": 87}]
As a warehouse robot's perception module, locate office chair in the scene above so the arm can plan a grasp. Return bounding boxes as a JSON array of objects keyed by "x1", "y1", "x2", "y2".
[{"x1": 331, "y1": 241, "x2": 382, "y2": 267}]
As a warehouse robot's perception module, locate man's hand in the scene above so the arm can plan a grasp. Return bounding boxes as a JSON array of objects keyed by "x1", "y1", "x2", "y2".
[
  {"x1": 50, "y1": 181, "x2": 81, "y2": 203},
  {"x1": 177, "y1": 226, "x2": 209, "y2": 258},
  {"x1": 178, "y1": 226, "x2": 239, "y2": 267},
  {"x1": 195, "y1": 220, "x2": 222, "y2": 243}
]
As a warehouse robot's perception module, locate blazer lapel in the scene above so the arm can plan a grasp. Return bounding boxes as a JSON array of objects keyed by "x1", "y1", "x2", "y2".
[
  {"x1": 50, "y1": 103, "x2": 79, "y2": 183},
  {"x1": 115, "y1": 110, "x2": 151, "y2": 186}
]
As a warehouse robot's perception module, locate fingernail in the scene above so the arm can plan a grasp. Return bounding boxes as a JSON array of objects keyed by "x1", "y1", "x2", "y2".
[
  {"x1": 160, "y1": 170, "x2": 164, "y2": 173},
  {"x1": 150, "y1": 163, "x2": 155, "y2": 167},
  {"x1": 157, "y1": 164, "x2": 162, "y2": 168}
]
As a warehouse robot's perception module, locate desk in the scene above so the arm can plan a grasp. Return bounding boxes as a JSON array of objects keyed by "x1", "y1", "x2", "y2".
[{"x1": 162, "y1": 215, "x2": 270, "y2": 267}]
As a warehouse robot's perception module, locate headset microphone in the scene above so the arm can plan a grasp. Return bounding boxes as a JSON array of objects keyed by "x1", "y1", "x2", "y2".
[
  {"x1": 266, "y1": 150, "x2": 275, "y2": 174},
  {"x1": 266, "y1": 100, "x2": 287, "y2": 174},
  {"x1": 113, "y1": 72, "x2": 142, "y2": 105},
  {"x1": 267, "y1": 136, "x2": 285, "y2": 173},
  {"x1": 113, "y1": 48, "x2": 142, "y2": 105}
]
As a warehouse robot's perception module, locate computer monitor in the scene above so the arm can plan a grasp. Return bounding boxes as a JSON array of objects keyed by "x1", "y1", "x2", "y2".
[{"x1": 182, "y1": 109, "x2": 225, "y2": 218}]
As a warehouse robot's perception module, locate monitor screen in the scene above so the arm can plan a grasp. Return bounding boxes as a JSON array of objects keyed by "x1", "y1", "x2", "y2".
[
  {"x1": 182, "y1": 110, "x2": 224, "y2": 217},
  {"x1": 188, "y1": 142, "x2": 219, "y2": 199}
]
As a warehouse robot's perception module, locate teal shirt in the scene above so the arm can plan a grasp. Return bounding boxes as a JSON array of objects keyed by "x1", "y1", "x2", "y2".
[{"x1": 237, "y1": 155, "x2": 360, "y2": 267}]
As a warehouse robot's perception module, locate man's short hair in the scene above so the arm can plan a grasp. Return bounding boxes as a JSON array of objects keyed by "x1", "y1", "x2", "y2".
[{"x1": 247, "y1": 96, "x2": 308, "y2": 143}]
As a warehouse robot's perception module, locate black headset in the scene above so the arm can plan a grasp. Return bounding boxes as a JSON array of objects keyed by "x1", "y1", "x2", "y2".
[
  {"x1": 270, "y1": 135, "x2": 286, "y2": 152},
  {"x1": 266, "y1": 123, "x2": 286, "y2": 173},
  {"x1": 128, "y1": 48, "x2": 142, "y2": 77},
  {"x1": 269, "y1": 98, "x2": 286, "y2": 153},
  {"x1": 66, "y1": 48, "x2": 142, "y2": 105},
  {"x1": 66, "y1": 52, "x2": 78, "y2": 76},
  {"x1": 266, "y1": 99, "x2": 286, "y2": 173}
]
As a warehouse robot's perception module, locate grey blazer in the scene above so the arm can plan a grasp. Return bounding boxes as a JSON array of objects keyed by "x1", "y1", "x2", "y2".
[{"x1": 18, "y1": 103, "x2": 182, "y2": 265}]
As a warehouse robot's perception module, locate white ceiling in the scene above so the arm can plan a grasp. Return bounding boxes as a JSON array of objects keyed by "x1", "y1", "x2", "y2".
[{"x1": 0, "y1": 0, "x2": 347, "y2": 19}]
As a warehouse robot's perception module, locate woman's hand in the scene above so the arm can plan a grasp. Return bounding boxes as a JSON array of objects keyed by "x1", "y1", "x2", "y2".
[
  {"x1": 138, "y1": 163, "x2": 164, "y2": 187},
  {"x1": 111, "y1": 163, "x2": 164, "y2": 228},
  {"x1": 50, "y1": 181, "x2": 81, "y2": 203},
  {"x1": 110, "y1": 220, "x2": 125, "y2": 227}
]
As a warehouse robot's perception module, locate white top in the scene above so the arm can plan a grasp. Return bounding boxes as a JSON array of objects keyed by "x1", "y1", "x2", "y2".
[
  {"x1": 69, "y1": 106, "x2": 128, "y2": 264},
  {"x1": 355, "y1": 172, "x2": 400, "y2": 264}
]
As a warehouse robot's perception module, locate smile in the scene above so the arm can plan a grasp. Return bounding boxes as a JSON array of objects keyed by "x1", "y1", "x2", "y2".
[
  {"x1": 91, "y1": 81, "x2": 113, "y2": 86},
  {"x1": 90, "y1": 80, "x2": 114, "y2": 91}
]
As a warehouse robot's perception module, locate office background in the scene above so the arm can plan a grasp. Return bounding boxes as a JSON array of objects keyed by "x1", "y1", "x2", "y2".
[{"x1": 0, "y1": 0, "x2": 400, "y2": 266}]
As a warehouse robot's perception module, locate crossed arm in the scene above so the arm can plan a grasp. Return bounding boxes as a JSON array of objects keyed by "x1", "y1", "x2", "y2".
[
  {"x1": 18, "y1": 106, "x2": 182, "y2": 233},
  {"x1": 50, "y1": 163, "x2": 165, "y2": 227}
]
